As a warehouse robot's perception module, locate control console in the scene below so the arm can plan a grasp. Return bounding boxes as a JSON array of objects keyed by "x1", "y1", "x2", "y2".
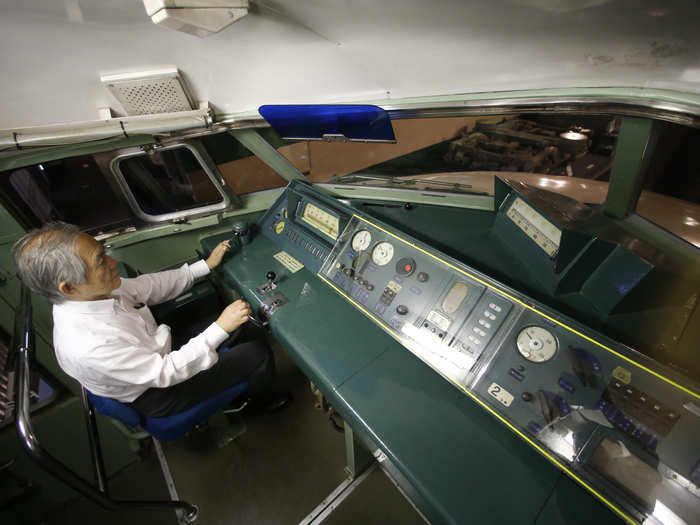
[{"x1": 255, "y1": 180, "x2": 700, "y2": 525}]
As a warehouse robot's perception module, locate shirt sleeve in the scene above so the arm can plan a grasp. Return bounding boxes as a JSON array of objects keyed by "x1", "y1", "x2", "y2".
[
  {"x1": 82, "y1": 321, "x2": 229, "y2": 392},
  {"x1": 121, "y1": 260, "x2": 211, "y2": 306}
]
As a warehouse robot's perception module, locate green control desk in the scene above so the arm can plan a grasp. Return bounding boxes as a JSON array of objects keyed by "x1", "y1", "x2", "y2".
[{"x1": 201, "y1": 232, "x2": 620, "y2": 525}]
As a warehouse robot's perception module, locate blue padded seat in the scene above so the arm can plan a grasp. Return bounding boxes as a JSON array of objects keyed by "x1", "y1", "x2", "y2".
[{"x1": 87, "y1": 380, "x2": 249, "y2": 442}]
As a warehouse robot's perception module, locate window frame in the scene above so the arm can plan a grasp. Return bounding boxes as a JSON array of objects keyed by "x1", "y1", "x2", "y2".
[{"x1": 110, "y1": 142, "x2": 233, "y2": 223}]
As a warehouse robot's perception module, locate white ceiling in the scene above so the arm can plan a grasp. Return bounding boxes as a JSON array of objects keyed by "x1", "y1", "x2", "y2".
[{"x1": 1, "y1": 0, "x2": 699, "y2": 129}]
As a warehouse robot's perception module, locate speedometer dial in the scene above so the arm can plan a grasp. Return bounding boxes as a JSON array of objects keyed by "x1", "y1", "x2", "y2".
[
  {"x1": 371, "y1": 241, "x2": 394, "y2": 266},
  {"x1": 351, "y1": 230, "x2": 372, "y2": 252},
  {"x1": 516, "y1": 326, "x2": 558, "y2": 363}
]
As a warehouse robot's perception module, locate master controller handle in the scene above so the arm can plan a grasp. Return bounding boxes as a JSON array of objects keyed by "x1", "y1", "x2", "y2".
[
  {"x1": 231, "y1": 220, "x2": 251, "y2": 245},
  {"x1": 266, "y1": 271, "x2": 276, "y2": 287}
]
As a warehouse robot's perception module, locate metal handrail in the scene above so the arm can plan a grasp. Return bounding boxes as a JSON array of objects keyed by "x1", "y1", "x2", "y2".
[{"x1": 12, "y1": 285, "x2": 198, "y2": 522}]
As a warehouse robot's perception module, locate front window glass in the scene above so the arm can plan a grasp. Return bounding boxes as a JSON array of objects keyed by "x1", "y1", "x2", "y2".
[
  {"x1": 636, "y1": 121, "x2": 700, "y2": 248},
  {"x1": 201, "y1": 129, "x2": 294, "y2": 195},
  {"x1": 116, "y1": 146, "x2": 223, "y2": 216},
  {"x1": 274, "y1": 115, "x2": 620, "y2": 204},
  {"x1": 0, "y1": 155, "x2": 131, "y2": 233}
]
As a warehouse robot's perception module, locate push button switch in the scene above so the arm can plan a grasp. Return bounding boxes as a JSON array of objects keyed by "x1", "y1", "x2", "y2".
[{"x1": 395, "y1": 257, "x2": 416, "y2": 277}]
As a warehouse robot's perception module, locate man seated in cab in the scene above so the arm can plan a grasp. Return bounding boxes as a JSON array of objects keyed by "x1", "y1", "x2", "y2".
[{"x1": 13, "y1": 222, "x2": 288, "y2": 417}]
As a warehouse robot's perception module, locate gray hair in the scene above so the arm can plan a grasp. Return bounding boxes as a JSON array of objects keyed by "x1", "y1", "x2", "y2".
[{"x1": 12, "y1": 222, "x2": 87, "y2": 304}]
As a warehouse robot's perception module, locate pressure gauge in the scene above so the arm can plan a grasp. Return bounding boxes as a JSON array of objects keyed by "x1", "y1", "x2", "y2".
[
  {"x1": 352, "y1": 230, "x2": 372, "y2": 252},
  {"x1": 516, "y1": 326, "x2": 558, "y2": 363},
  {"x1": 371, "y1": 241, "x2": 394, "y2": 266}
]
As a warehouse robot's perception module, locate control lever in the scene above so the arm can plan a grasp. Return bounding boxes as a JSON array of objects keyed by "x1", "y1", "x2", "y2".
[
  {"x1": 256, "y1": 271, "x2": 277, "y2": 295},
  {"x1": 247, "y1": 313, "x2": 269, "y2": 329},
  {"x1": 231, "y1": 220, "x2": 251, "y2": 247}
]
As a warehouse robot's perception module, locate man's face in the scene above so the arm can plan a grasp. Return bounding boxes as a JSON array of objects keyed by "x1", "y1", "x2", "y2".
[{"x1": 64, "y1": 234, "x2": 121, "y2": 301}]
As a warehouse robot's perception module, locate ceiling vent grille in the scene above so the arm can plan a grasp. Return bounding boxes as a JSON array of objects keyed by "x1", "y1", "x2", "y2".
[{"x1": 101, "y1": 68, "x2": 195, "y2": 116}]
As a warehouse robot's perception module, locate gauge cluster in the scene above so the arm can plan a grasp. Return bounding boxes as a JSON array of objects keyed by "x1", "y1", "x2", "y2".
[{"x1": 321, "y1": 215, "x2": 519, "y2": 387}]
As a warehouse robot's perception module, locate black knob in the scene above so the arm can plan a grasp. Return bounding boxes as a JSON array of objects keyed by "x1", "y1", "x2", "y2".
[
  {"x1": 521, "y1": 392, "x2": 534, "y2": 402},
  {"x1": 396, "y1": 304, "x2": 409, "y2": 315},
  {"x1": 266, "y1": 271, "x2": 276, "y2": 282}
]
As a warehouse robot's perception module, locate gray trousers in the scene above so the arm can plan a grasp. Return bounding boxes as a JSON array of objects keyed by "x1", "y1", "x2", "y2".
[{"x1": 129, "y1": 338, "x2": 273, "y2": 418}]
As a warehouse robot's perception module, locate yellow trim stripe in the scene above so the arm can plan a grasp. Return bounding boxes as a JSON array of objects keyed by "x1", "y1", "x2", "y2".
[
  {"x1": 318, "y1": 212, "x2": 700, "y2": 525},
  {"x1": 448, "y1": 374, "x2": 638, "y2": 525},
  {"x1": 317, "y1": 274, "x2": 638, "y2": 525},
  {"x1": 353, "y1": 214, "x2": 699, "y2": 401}
]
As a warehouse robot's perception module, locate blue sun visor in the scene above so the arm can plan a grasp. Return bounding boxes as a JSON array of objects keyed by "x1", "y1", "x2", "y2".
[{"x1": 258, "y1": 105, "x2": 396, "y2": 143}]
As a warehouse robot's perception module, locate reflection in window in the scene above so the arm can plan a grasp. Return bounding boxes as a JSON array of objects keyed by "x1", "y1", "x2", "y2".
[
  {"x1": 637, "y1": 121, "x2": 700, "y2": 248},
  {"x1": 0, "y1": 155, "x2": 131, "y2": 233},
  {"x1": 271, "y1": 115, "x2": 620, "y2": 205},
  {"x1": 118, "y1": 147, "x2": 222, "y2": 216},
  {"x1": 201, "y1": 130, "x2": 292, "y2": 195}
]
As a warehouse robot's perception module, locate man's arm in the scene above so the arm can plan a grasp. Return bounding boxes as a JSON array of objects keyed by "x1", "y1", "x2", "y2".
[
  {"x1": 84, "y1": 323, "x2": 228, "y2": 392},
  {"x1": 120, "y1": 240, "x2": 231, "y2": 306},
  {"x1": 77, "y1": 299, "x2": 251, "y2": 397}
]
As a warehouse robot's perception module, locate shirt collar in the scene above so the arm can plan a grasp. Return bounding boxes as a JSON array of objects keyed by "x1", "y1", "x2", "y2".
[{"x1": 54, "y1": 297, "x2": 117, "y2": 314}]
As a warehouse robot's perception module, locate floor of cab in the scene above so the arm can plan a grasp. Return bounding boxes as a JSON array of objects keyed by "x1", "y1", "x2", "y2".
[{"x1": 45, "y1": 339, "x2": 427, "y2": 525}]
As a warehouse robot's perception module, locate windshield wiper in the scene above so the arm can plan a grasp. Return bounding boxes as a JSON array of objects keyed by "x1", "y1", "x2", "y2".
[{"x1": 329, "y1": 173, "x2": 489, "y2": 195}]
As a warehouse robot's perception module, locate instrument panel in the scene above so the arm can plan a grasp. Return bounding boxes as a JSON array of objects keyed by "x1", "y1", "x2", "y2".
[
  {"x1": 258, "y1": 181, "x2": 700, "y2": 525},
  {"x1": 506, "y1": 196, "x2": 562, "y2": 257},
  {"x1": 300, "y1": 201, "x2": 340, "y2": 240}
]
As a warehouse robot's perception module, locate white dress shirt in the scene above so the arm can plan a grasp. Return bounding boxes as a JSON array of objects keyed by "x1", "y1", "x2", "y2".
[{"x1": 52, "y1": 260, "x2": 229, "y2": 402}]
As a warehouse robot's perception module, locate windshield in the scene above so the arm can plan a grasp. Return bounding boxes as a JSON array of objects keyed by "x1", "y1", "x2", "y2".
[
  {"x1": 327, "y1": 115, "x2": 619, "y2": 201},
  {"x1": 272, "y1": 114, "x2": 699, "y2": 248}
]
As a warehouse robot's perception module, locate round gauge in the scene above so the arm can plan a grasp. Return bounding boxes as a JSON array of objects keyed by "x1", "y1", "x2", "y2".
[
  {"x1": 351, "y1": 230, "x2": 372, "y2": 252},
  {"x1": 371, "y1": 241, "x2": 395, "y2": 266},
  {"x1": 516, "y1": 326, "x2": 558, "y2": 363}
]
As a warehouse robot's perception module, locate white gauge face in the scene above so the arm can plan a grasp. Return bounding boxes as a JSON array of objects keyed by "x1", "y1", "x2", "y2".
[
  {"x1": 516, "y1": 326, "x2": 558, "y2": 363},
  {"x1": 351, "y1": 230, "x2": 372, "y2": 252},
  {"x1": 371, "y1": 241, "x2": 395, "y2": 266},
  {"x1": 301, "y1": 202, "x2": 339, "y2": 239},
  {"x1": 507, "y1": 197, "x2": 562, "y2": 257}
]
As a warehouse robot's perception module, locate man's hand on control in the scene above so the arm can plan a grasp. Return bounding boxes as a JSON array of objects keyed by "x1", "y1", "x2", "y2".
[
  {"x1": 206, "y1": 240, "x2": 231, "y2": 270},
  {"x1": 215, "y1": 300, "x2": 252, "y2": 333}
]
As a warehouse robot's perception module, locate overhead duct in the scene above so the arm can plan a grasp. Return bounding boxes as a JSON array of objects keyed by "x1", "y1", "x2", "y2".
[{"x1": 143, "y1": 0, "x2": 249, "y2": 38}]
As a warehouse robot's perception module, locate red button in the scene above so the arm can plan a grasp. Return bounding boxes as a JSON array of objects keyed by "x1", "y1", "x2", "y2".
[{"x1": 404, "y1": 264, "x2": 412, "y2": 272}]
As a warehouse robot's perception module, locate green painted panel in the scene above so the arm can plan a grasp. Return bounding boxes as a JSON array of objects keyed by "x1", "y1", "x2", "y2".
[
  {"x1": 604, "y1": 118, "x2": 654, "y2": 219},
  {"x1": 201, "y1": 232, "x2": 392, "y2": 388},
  {"x1": 337, "y1": 344, "x2": 561, "y2": 525},
  {"x1": 534, "y1": 474, "x2": 624, "y2": 525}
]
